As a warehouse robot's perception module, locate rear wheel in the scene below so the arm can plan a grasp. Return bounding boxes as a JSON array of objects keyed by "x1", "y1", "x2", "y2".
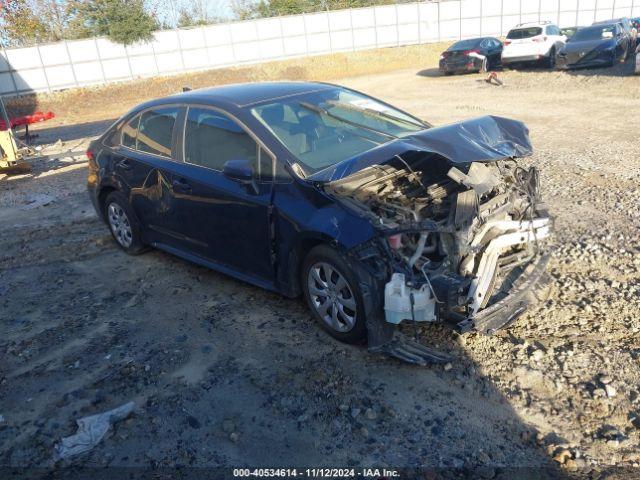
[
  {"x1": 104, "y1": 191, "x2": 146, "y2": 255},
  {"x1": 547, "y1": 47, "x2": 556, "y2": 68},
  {"x1": 301, "y1": 245, "x2": 367, "y2": 344}
]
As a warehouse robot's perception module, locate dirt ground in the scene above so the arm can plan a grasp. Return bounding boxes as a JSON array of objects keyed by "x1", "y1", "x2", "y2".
[{"x1": 1, "y1": 43, "x2": 640, "y2": 478}]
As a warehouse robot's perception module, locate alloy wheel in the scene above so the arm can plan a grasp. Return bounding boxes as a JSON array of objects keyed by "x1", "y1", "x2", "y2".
[
  {"x1": 307, "y1": 262, "x2": 357, "y2": 333},
  {"x1": 107, "y1": 202, "x2": 133, "y2": 248}
]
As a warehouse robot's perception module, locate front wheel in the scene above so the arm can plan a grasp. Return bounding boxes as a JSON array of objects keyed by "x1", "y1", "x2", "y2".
[{"x1": 301, "y1": 245, "x2": 367, "y2": 344}]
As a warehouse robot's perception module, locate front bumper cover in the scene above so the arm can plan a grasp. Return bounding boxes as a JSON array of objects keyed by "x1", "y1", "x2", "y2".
[{"x1": 456, "y1": 251, "x2": 551, "y2": 335}]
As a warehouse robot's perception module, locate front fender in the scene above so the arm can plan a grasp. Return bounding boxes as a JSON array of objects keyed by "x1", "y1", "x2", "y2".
[{"x1": 272, "y1": 182, "x2": 378, "y2": 296}]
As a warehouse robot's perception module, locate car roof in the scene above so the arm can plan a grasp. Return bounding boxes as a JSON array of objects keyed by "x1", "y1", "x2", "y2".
[
  {"x1": 166, "y1": 81, "x2": 336, "y2": 108},
  {"x1": 451, "y1": 36, "x2": 497, "y2": 42},
  {"x1": 594, "y1": 17, "x2": 628, "y2": 24},
  {"x1": 512, "y1": 21, "x2": 554, "y2": 28},
  {"x1": 582, "y1": 23, "x2": 617, "y2": 28}
]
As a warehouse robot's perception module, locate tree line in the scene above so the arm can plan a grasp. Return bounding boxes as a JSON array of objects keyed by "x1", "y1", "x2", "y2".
[{"x1": 0, "y1": 0, "x2": 405, "y2": 47}]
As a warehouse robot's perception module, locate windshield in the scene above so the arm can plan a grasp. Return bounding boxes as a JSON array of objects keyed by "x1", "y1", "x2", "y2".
[
  {"x1": 507, "y1": 27, "x2": 542, "y2": 39},
  {"x1": 571, "y1": 25, "x2": 616, "y2": 41},
  {"x1": 251, "y1": 88, "x2": 426, "y2": 175},
  {"x1": 448, "y1": 38, "x2": 482, "y2": 50}
]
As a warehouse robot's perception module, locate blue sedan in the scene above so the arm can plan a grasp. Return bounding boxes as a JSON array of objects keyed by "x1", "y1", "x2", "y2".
[{"x1": 87, "y1": 81, "x2": 551, "y2": 365}]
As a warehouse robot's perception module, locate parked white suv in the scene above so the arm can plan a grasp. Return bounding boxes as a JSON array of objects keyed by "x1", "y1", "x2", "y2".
[{"x1": 502, "y1": 21, "x2": 566, "y2": 68}]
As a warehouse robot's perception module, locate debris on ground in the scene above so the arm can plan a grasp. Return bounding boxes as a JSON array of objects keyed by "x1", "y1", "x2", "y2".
[
  {"x1": 54, "y1": 402, "x2": 135, "y2": 460},
  {"x1": 485, "y1": 71, "x2": 504, "y2": 86}
]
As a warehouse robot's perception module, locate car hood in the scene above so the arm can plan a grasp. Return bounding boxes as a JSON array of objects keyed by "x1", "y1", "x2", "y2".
[
  {"x1": 308, "y1": 115, "x2": 532, "y2": 182},
  {"x1": 563, "y1": 38, "x2": 615, "y2": 53}
]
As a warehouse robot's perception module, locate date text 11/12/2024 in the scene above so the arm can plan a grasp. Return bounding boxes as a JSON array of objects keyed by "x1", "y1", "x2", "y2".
[{"x1": 233, "y1": 468, "x2": 400, "y2": 477}]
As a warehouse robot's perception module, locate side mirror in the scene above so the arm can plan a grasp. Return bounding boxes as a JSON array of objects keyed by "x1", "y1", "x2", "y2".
[
  {"x1": 223, "y1": 159, "x2": 258, "y2": 194},
  {"x1": 223, "y1": 159, "x2": 254, "y2": 183}
]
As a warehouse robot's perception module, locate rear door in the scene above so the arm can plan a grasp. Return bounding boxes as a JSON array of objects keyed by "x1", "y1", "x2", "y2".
[
  {"x1": 112, "y1": 113, "x2": 151, "y2": 201},
  {"x1": 489, "y1": 38, "x2": 503, "y2": 63},
  {"x1": 167, "y1": 105, "x2": 275, "y2": 281},
  {"x1": 112, "y1": 105, "x2": 183, "y2": 246}
]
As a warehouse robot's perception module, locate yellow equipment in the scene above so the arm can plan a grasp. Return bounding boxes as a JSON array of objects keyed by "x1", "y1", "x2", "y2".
[{"x1": 0, "y1": 96, "x2": 31, "y2": 173}]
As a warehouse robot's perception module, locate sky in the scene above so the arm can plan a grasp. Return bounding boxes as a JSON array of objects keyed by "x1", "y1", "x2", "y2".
[{"x1": 153, "y1": 0, "x2": 241, "y2": 26}]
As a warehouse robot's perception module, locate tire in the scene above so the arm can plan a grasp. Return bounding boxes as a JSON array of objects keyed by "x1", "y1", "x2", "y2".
[
  {"x1": 103, "y1": 191, "x2": 146, "y2": 255},
  {"x1": 301, "y1": 245, "x2": 367, "y2": 344},
  {"x1": 547, "y1": 47, "x2": 556, "y2": 69}
]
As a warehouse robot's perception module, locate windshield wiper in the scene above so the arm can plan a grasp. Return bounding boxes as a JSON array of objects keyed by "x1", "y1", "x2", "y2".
[
  {"x1": 326, "y1": 100, "x2": 428, "y2": 129},
  {"x1": 298, "y1": 101, "x2": 398, "y2": 139}
]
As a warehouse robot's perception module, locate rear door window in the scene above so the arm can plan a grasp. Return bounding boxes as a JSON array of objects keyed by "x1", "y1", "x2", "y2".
[
  {"x1": 507, "y1": 27, "x2": 543, "y2": 39},
  {"x1": 136, "y1": 107, "x2": 178, "y2": 157},
  {"x1": 183, "y1": 107, "x2": 257, "y2": 171}
]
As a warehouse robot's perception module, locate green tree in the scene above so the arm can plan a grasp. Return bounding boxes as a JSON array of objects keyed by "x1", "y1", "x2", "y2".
[
  {"x1": 66, "y1": 0, "x2": 158, "y2": 45},
  {"x1": 230, "y1": 0, "x2": 260, "y2": 20},
  {"x1": 176, "y1": 1, "x2": 219, "y2": 28},
  {"x1": 105, "y1": 0, "x2": 157, "y2": 44},
  {"x1": 0, "y1": 0, "x2": 62, "y2": 46},
  {"x1": 233, "y1": 0, "x2": 397, "y2": 19},
  {"x1": 1, "y1": 0, "x2": 159, "y2": 46}
]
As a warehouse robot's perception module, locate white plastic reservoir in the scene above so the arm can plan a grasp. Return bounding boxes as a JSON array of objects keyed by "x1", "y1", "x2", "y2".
[{"x1": 384, "y1": 273, "x2": 437, "y2": 325}]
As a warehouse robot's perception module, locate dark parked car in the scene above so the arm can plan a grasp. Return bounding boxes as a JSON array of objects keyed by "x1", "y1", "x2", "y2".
[
  {"x1": 438, "y1": 37, "x2": 503, "y2": 74},
  {"x1": 88, "y1": 82, "x2": 551, "y2": 365},
  {"x1": 594, "y1": 17, "x2": 637, "y2": 51},
  {"x1": 560, "y1": 26, "x2": 578, "y2": 40},
  {"x1": 557, "y1": 23, "x2": 630, "y2": 69}
]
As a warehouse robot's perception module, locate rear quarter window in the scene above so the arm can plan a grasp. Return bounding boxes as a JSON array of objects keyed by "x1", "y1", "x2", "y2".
[
  {"x1": 546, "y1": 25, "x2": 560, "y2": 35},
  {"x1": 122, "y1": 115, "x2": 139, "y2": 149},
  {"x1": 103, "y1": 122, "x2": 123, "y2": 147}
]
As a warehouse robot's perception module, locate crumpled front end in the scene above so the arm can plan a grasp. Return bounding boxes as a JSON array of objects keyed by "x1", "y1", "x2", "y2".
[{"x1": 324, "y1": 118, "x2": 551, "y2": 338}]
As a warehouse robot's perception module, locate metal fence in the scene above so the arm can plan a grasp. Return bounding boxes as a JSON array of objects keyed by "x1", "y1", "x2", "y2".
[{"x1": 1, "y1": 0, "x2": 638, "y2": 96}]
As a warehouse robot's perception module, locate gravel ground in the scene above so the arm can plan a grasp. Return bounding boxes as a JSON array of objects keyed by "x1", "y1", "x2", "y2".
[{"x1": 1, "y1": 53, "x2": 639, "y2": 478}]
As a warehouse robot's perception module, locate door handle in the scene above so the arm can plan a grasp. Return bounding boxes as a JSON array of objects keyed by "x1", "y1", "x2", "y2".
[
  {"x1": 172, "y1": 178, "x2": 192, "y2": 193},
  {"x1": 116, "y1": 159, "x2": 132, "y2": 171}
]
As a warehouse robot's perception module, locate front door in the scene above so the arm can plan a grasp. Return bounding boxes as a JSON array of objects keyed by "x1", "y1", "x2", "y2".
[{"x1": 168, "y1": 106, "x2": 275, "y2": 282}]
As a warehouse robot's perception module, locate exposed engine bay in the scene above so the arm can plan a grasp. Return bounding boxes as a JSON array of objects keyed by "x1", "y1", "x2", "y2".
[{"x1": 326, "y1": 153, "x2": 551, "y2": 334}]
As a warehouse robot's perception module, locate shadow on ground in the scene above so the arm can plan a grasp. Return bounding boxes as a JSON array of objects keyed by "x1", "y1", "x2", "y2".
[
  {"x1": 31, "y1": 119, "x2": 115, "y2": 145},
  {"x1": 417, "y1": 67, "x2": 444, "y2": 78},
  {"x1": 0, "y1": 164, "x2": 570, "y2": 478}
]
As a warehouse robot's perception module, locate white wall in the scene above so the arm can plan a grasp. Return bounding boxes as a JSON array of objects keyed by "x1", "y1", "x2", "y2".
[{"x1": 1, "y1": 0, "x2": 638, "y2": 95}]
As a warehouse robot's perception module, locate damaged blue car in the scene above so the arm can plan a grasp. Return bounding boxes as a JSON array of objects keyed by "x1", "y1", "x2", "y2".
[{"x1": 87, "y1": 82, "x2": 551, "y2": 365}]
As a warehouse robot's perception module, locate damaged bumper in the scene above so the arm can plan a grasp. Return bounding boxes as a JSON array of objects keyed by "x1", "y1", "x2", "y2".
[
  {"x1": 457, "y1": 250, "x2": 551, "y2": 335},
  {"x1": 382, "y1": 216, "x2": 551, "y2": 334},
  {"x1": 439, "y1": 53, "x2": 486, "y2": 74}
]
